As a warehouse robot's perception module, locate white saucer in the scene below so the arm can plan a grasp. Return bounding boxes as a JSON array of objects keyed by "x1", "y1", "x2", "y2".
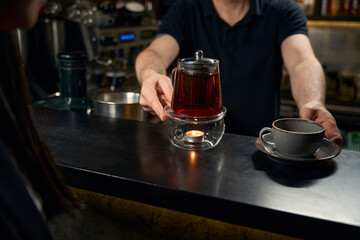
[{"x1": 255, "y1": 133, "x2": 340, "y2": 162}]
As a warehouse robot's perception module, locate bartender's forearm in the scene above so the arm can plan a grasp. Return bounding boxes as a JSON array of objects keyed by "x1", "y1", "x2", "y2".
[
  {"x1": 135, "y1": 34, "x2": 180, "y2": 85},
  {"x1": 135, "y1": 48, "x2": 167, "y2": 85},
  {"x1": 281, "y1": 34, "x2": 326, "y2": 109},
  {"x1": 288, "y1": 57, "x2": 326, "y2": 109}
]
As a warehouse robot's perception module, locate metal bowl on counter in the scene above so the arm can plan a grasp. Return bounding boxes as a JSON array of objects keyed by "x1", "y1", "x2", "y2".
[{"x1": 90, "y1": 92, "x2": 147, "y2": 121}]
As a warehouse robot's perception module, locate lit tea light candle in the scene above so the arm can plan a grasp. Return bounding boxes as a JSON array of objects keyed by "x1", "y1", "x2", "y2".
[{"x1": 185, "y1": 130, "x2": 204, "y2": 143}]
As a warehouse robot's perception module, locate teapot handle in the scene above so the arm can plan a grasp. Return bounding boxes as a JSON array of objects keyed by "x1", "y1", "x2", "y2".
[{"x1": 171, "y1": 67, "x2": 177, "y2": 86}]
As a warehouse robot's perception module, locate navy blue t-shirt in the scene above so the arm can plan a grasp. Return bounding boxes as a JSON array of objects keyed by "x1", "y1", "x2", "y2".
[{"x1": 159, "y1": 0, "x2": 308, "y2": 136}]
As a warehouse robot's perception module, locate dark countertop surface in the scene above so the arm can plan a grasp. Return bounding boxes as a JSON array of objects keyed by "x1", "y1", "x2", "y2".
[{"x1": 32, "y1": 106, "x2": 360, "y2": 239}]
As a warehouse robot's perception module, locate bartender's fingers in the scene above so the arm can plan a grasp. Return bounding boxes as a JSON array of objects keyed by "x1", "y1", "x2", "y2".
[
  {"x1": 156, "y1": 75, "x2": 173, "y2": 104},
  {"x1": 140, "y1": 80, "x2": 167, "y2": 121},
  {"x1": 316, "y1": 111, "x2": 343, "y2": 146},
  {"x1": 158, "y1": 94, "x2": 169, "y2": 108},
  {"x1": 300, "y1": 104, "x2": 343, "y2": 146},
  {"x1": 142, "y1": 106, "x2": 156, "y2": 115},
  {"x1": 327, "y1": 126, "x2": 343, "y2": 146}
]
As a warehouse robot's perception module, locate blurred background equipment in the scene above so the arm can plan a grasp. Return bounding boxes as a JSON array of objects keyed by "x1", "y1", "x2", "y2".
[
  {"x1": 24, "y1": 0, "x2": 159, "y2": 124},
  {"x1": 23, "y1": 0, "x2": 158, "y2": 103}
]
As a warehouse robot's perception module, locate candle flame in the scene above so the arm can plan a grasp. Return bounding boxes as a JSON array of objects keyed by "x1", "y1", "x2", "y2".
[{"x1": 187, "y1": 130, "x2": 204, "y2": 137}]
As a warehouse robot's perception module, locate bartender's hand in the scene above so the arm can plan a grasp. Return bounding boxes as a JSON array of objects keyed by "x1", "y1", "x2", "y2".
[
  {"x1": 299, "y1": 101, "x2": 343, "y2": 146},
  {"x1": 139, "y1": 69, "x2": 173, "y2": 121}
]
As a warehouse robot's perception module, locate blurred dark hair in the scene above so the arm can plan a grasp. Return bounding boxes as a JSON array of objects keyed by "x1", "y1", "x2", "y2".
[{"x1": 0, "y1": 30, "x2": 76, "y2": 220}]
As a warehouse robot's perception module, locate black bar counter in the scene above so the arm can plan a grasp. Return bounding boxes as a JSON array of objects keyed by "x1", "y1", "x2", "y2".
[{"x1": 32, "y1": 106, "x2": 360, "y2": 239}]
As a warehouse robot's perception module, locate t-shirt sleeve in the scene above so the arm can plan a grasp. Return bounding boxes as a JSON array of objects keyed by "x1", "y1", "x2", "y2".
[
  {"x1": 158, "y1": 0, "x2": 192, "y2": 49},
  {"x1": 277, "y1": 0, "x2": 308, "y2": 45}
]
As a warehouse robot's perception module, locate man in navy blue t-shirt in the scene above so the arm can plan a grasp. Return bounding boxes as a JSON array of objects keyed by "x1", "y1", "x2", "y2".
[{"x1": 135, "y1": 0, "x2": 342, "y2": 145}]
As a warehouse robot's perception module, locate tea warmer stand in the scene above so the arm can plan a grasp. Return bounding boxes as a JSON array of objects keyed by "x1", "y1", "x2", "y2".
[{"x1": 164, "y1": 105, "x2": 227, "y2": 150}]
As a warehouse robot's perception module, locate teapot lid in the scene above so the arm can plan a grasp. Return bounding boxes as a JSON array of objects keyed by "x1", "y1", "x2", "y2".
[{"x1": 179, "y1": 50, "x2": 219, "y2": 65}]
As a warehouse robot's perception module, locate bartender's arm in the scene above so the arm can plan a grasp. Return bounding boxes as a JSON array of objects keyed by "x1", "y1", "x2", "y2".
[
  {"x1": 281, "y1": 34, "x2": 343, "y2": 145},
  {"x1": 135, "y1": 34, "x2": 179, "y2": 121}
]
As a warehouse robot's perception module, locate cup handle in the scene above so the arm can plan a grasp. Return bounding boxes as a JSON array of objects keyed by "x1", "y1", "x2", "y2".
[
  {"x1": 171, "y1": 67, "x2": 177, "y2": 87},
  {"x1": 259, "y1": 127, "x2": 275, "y2": 147}
]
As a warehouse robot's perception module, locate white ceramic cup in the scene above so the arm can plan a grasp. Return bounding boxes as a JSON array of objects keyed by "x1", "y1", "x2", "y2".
[{"x1": 259, "y1": 118, "x2": 325, "y2": 157}]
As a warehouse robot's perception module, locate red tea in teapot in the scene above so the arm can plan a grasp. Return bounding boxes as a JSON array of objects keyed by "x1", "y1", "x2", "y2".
[{"x1": 172, "y1": 71, "x2": 222, "y2": 117}]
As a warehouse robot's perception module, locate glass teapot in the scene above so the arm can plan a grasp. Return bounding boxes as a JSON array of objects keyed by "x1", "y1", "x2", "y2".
[{"x1": 171, "y1": 50, "x2": 223, "y2": 118}]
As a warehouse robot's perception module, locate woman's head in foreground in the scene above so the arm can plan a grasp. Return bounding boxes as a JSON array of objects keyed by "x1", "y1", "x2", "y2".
[{"x1": 0, "y1": 0, "x2": 47, "y2": 30}]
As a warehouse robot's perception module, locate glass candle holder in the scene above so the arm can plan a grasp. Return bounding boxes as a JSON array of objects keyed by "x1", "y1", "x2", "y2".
[{"x1": 164, "y1": 105, "x2": 226, "y2": 150}]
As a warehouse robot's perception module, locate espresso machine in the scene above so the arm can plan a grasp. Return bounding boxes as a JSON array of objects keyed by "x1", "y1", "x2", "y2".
[{"x1": 164, "y1": 50, "x2": 227, "y2": 150}]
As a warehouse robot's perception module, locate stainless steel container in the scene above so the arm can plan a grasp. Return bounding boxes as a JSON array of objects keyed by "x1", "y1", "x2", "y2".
[{"x1": 92, "y1": 92, "x2": 147, "y2": 121}]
